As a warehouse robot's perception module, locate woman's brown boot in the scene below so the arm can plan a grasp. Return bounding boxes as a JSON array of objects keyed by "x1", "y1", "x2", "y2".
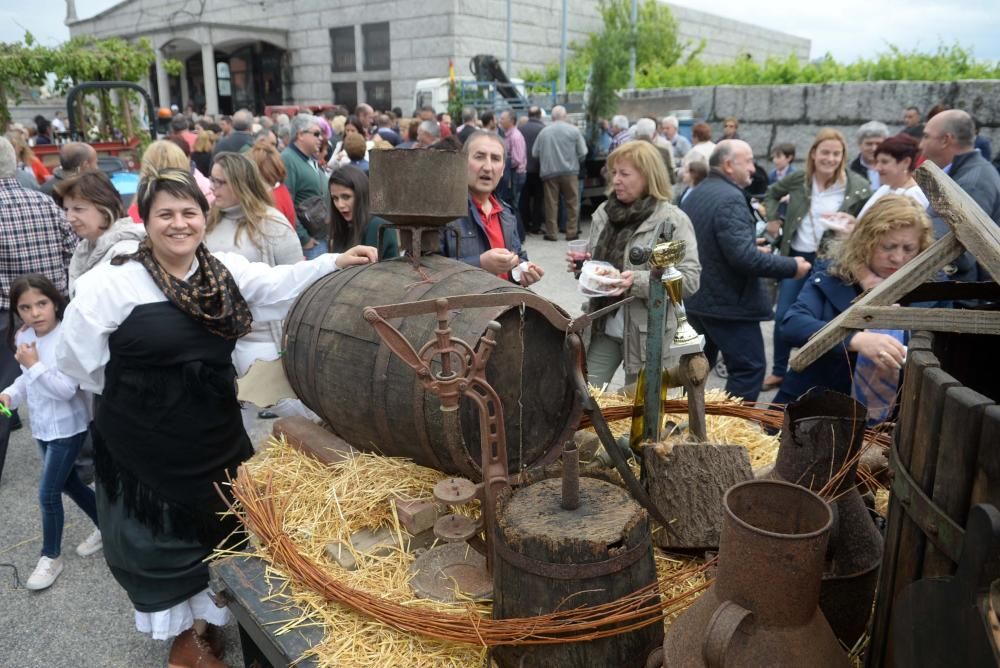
[{"x1": 167, "y1": 628, "x2": 227, "y2": 668}]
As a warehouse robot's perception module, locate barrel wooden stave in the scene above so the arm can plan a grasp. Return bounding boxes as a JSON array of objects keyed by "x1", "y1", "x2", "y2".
[
  {"x1": 283, "y1": 255, "x2": 579, "y2": 477},
  {"x1": 868, "y1": 331, "x2": 1000, "y2": 667}
]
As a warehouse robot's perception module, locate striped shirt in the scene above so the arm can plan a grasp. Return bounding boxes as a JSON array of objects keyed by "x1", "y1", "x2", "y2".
[{"x1": 0, "y1": 178, "x2": 77, "y2": 310}]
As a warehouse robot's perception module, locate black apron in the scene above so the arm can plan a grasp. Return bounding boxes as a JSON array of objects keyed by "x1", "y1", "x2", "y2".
[{"x1": 94, "y1": 301, "x2": 252, "y2": 612}]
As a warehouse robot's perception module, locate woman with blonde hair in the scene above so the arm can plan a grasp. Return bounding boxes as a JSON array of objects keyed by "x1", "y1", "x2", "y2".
[
  {"x1": 127, "y1": 140, "x2": 214, "y2": 222},
  {"x1": 6, "y1": 130, "x2": 51, "y2": 186},
  {"x1": 761, "y1": 127, "x2": 872, "y2": 391},
  {"x1": 248, "y1": 142, "x2": 297, "y2": 230},
  {"x1": 774, "y1": 194, "x2": 933, "y2": 418},
  {"x1": 205, "y1": 152, "x2": 305, "y2": 425},
  {"x1": 566, "y1": 139, "x2": 700, "y2": 387},
  {"x1": 191, "y1": 128, "x2": 217, "y2": 178}
]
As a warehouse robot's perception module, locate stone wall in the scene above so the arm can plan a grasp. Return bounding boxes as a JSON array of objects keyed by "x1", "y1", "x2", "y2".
[{"x1": 617, "y1": 80, "x2": 1000, "y2": 167}]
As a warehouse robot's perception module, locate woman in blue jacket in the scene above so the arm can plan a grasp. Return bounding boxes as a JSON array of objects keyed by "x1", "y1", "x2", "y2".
[{"x1": 774, "y1": 195, "x2": 934, "y2": 414}]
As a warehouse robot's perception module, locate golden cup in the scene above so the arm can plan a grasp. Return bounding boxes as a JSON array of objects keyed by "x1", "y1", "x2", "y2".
[{"x1": 655, "y1": 241, "x2": 702, "y2": 349}]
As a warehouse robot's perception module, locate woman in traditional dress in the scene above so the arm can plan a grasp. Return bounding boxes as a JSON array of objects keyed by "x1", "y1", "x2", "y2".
[{"x1": 57, "y1": 168, "x2": 375, "y2": 668}]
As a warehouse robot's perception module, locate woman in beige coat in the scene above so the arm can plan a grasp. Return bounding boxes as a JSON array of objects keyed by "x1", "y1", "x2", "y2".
[{"x1": 568, "y1": 141, "x2": 701, "y2": 387}]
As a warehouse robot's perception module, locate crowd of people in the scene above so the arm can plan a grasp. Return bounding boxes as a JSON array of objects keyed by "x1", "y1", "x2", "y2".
[{"x1": 1, "y1": 96, "x2": 999, "y2": 667}]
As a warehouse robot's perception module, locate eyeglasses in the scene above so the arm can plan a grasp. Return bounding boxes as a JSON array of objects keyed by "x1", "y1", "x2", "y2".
[
  {"x1": 210, "y1": 176, "x2": 228, "y2": 188},
  {"x1": 304, "y1": 130, "x2": 323, "y2": 138}
]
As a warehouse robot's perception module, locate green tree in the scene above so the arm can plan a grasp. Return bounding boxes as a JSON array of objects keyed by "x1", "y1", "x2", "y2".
[{"x1": 0, "y1": 33, "x2": 57, "y2": 129}]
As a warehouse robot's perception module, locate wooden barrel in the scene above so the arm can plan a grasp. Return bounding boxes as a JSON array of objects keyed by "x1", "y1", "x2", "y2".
[
  {"x1": 492, "y1": 477, "x2": 662, "y2": 667},
  {"x1": 867, "y1": 331, "x2": 1000, "y2": 667},
  {"x1": 282, "y1": 254, "x2": 581, "y2": 478}
]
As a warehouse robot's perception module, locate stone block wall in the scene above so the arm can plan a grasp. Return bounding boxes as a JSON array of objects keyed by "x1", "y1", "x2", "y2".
[{"x1": 550, "y1": 80, "x2": 1000, "y2": 168}]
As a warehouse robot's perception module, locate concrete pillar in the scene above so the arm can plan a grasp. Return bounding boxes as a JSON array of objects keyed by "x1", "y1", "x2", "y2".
[
  {"x1": 154, "y1": 50, "x2": 171, "y2": 109},
  {"x1": 179, "y1": 60, "x2": 190, "y2": 110},
  {"x1": 201, "y1": 43, "x2": 219, "y2": 116}
]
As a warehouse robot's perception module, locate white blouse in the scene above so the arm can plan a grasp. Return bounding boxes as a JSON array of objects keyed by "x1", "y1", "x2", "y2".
[
  {"x1": 856, "y1": 183, "x2": 929, "y2": 220},
  {"x1": 791, "y1": 179, "x2": 846, "y2": 254},
  {"x1": 57, "y1": 251, "x2": 343, "y2": 394},
  {"x1": 2, "y1": 323, "x2": 90, "y2": 441}
]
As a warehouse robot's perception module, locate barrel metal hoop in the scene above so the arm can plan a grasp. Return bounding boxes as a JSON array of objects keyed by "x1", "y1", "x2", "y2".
[
  {"x1": 493, "y1": 533, "x2": 652, "y2": 580},
  {"x1": 889, "y1": 440, "x2": 965, "y2": 562}
]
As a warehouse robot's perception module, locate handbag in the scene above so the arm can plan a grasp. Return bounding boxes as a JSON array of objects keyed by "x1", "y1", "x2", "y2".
[{"x1": 295, "y1": 195, "x2": 329, "y2": 238}]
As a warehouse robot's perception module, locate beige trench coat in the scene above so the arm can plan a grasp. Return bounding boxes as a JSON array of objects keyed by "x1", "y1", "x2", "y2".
[{"x1": 585, "y1": 199, "x2": 701, "y2": 377}]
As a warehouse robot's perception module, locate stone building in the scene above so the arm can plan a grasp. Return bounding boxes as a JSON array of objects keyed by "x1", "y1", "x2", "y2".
[{"x1": 68, "y1": 0, "x2": 809, "y2": 114}]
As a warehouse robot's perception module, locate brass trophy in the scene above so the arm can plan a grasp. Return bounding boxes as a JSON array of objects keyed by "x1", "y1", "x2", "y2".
[{"x1": 650, "y1": 240, "x2": 705, "y2": 355}]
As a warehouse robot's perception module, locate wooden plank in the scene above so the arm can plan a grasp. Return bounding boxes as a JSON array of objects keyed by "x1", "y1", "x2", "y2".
[
  {"x1": 272, "y1": 416, "x2": 359, "y2": 465},
  {"x1": 889, "y1": 367, "x2": 960, "y2": 622},
  {"x1": 872, "y1": 354, "x2": 931, "y2": 665},
  {"x1": 915, "y1": 160, "x2": 1000, "y2": 282},
  {"x1": 789, "y1": 232, "x2": 964, "y2": 372},
  {"x1": 209, "y1": 555, "x2": 321, "y2": 667},
  {"x1": 922, "y1": 386, "x2": 994, "y2": 577},
  {"x1": 866, "y1": 349, "x2": 939, "y2": 668},
  {"x1": 841, "y1": 306, "x2": 1000, "y2": 336},
  {"x1": 970, "y1": 405, "x2": 1000, "y2": 510}
]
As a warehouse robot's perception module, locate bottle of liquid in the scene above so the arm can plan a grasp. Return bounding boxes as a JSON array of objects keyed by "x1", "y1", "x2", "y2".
[{"x1": 628, "y1": 367, "x2": 670, "y2": 454}]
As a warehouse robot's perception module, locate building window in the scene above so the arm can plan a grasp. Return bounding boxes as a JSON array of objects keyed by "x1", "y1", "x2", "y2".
[
  {"x1": 329, "y1": 27, "x2": 356, "y2": 73},
  {"x1": 363, "y1": 81, "x2": 391, "y2": 111},
  {"x1": 362, "y1": 22, "x2": 390, "y2": 71},
  {"x1": 331, "y1": 82, "x2": 358, "y2": 110}
]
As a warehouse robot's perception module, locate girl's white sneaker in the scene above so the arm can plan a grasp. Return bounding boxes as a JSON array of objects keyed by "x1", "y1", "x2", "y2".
[
  {"x1": 25, "y1": 556, "x2": 63, "y2": 590},
  {"x1": 76, "y1": 529, "x2": 103, "y2": 557}
]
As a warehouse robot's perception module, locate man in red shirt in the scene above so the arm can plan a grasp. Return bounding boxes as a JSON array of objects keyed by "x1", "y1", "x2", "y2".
[{"x1": 442, "y1": 131, "x2": 543, "y2": 286}]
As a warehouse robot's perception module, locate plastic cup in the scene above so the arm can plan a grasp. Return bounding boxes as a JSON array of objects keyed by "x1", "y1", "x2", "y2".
[{"x1": 568, "y1": 239, "x2": 589, "y2": 274}]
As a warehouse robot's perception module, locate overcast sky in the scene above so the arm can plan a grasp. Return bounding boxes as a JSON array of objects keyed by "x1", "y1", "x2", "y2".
[{"x1": 3, "y1": 0, "x2": 999, "y2": 62}]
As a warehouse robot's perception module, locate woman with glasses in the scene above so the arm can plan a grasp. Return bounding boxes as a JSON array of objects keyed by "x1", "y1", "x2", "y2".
[
  {"x1": 57, "y1": 168, "x2": 375, "y2": 668},
  {"x1": 206, "y1": 152, "x2": 305, "y2": 426}
]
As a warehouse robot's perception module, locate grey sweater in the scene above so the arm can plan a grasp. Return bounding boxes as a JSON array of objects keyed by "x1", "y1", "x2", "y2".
[{"x1": 531, "y1": 121, "x2": 587, "y2": 179}]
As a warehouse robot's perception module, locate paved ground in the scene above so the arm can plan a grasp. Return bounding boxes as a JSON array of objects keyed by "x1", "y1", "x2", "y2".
[{"x1": 0, "y1": 218, "x2": 777, "y2": 667}]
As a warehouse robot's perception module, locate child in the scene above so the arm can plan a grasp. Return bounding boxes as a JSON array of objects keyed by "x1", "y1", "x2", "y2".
[
  {"x1": 769, "y1": 142, "x2": 796, "y2": 183},
  {"x1": 0, "y1": 274, "x2": 100, "y2": 591},
  {"x1": 768, "y1": 143, "x2": 797, "y2": 220}
]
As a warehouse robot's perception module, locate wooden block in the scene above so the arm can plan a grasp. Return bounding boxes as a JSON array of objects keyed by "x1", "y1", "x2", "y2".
[
  {"x1": 273, "y1": 416, "x2": 358, "y2": 465},
  {"x1": 643, "y1": 442, "x2": 753, "y2": 550},
  {"x1": 394, "y1": 498, "x2": 439, "y2": 535},
  {"x1": 324, "y1": 526, "x2": 399, "y2": 571}
]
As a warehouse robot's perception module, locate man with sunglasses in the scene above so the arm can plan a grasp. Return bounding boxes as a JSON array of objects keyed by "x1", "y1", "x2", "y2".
[{"x1": 281, "y1": 114, "x2": 330, "y2": 258}]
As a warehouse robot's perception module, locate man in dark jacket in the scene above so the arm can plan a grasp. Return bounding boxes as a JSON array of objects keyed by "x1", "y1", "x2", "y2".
[
  {"x1": 442, "y1": 131, "x2": 543, "y2": 286},
  {"x1": 212, "y1": 109, "x2": 255, "y2": 158},
  {"x1": 40, "y1": 142, "x2": 98, "y2": 198},
  {"x1": 920, "y1": 109, "x2": 1000, "y2": 283},
  {"x1": 519, "y1": 107, "x2": 546, "y2": 234},
  {"x1": 681, "y1": 140, "x2": 811, "y2": 401}
]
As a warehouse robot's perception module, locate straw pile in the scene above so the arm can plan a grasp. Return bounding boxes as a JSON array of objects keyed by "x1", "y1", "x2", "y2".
[
  {"x1": 222, "y1": 438, "x2": 710, "y2": 666},
  {"x1": 592, "y1": 387, "x2": 782, "y2": 470},
  {"x1": 225, "y1": 439, "x2": 489, "y2": 667}
]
